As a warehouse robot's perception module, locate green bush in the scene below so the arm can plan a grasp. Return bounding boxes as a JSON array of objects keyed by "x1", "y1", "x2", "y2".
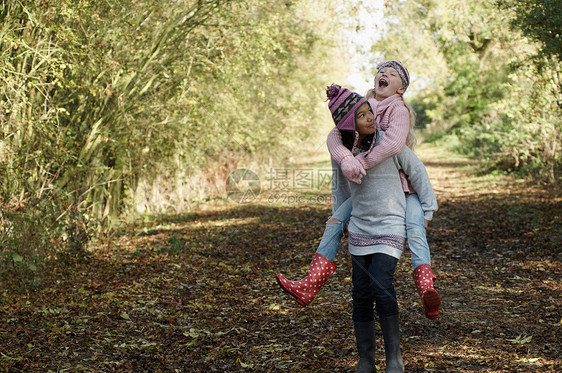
[{"x1": 0, "y1": 0, "x2": 349, "y2": 283}]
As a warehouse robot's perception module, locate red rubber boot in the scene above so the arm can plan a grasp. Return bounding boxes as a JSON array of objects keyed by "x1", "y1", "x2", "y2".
[
  {"x1": 276, "y1": 253, "x2": 337, "y2": 306},
  {"x1": 413, "y1": 264, "x2": 441, "y2": 319}
]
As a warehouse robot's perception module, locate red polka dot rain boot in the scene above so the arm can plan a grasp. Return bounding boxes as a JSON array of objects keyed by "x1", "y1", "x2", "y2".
[
  {"x1": 276, "y1": 253, "x2": 337, "y2": 307},
  {"x1": 413, "y1": 264, "x2": 441, "y2": 319}
]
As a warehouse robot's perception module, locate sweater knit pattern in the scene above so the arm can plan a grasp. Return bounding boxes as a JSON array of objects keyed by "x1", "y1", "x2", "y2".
[{"x1": 348, "y1": 233, "x2": 405, "y2": 250}]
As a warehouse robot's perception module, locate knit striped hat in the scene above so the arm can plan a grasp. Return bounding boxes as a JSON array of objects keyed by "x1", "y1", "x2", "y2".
[
  {"x1": 376, "y1": 60, "x2": 410, "y2": 91},
  {"x1": 326, "y1": 84, "x2": 367, "y2": 132}
]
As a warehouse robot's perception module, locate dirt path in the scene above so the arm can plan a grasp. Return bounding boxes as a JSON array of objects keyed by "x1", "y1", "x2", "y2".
[{"x1": 1, "y1": 144, "x2": 560, "y2": 372}]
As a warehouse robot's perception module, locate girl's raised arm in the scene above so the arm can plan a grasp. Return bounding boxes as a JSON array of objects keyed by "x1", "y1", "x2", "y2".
[
  {"x1": 358, "y1": 103, "x2": 410, "y2": 170},
  {"x1": 326, "y1": 128, "x2": 365, "y2": 184},
  {"x1": 327, "y1": 127, "x2": 352, "y2": 164}
]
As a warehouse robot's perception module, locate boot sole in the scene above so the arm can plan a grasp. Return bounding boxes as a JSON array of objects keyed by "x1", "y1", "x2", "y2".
[
  {"x1": 276, "y1": 275, "x2": 310, "y2": 307},
  {"x1": 422, "y1": 289, "x2": 441, "y2": 319}
]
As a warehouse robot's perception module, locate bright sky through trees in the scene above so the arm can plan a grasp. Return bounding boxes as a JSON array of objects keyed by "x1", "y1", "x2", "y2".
[{"x1": 342, "y1": 0, "x2": 387, "y2": 94}]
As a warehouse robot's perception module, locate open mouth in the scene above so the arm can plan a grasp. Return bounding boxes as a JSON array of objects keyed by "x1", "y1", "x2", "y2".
[{"x1": 378, "y1": 78, "x2": 389, "y2": 88}]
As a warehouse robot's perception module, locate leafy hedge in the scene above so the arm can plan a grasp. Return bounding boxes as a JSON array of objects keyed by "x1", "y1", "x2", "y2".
[{"x1": 0, "y1": 0, "x2": 346, "y2": 284}]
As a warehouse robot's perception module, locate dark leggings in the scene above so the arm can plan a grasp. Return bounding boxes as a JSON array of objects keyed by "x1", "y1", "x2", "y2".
[{"x1": 351, "y1": 253, "x2": 399, "y2": 322}]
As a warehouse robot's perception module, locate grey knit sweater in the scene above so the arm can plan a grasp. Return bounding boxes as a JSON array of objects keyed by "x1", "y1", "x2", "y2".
[{"x1": 331, "y1": 130, "x2": 437, "y2": 259}]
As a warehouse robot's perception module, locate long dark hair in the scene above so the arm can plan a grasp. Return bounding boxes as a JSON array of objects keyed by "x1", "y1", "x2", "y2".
[{"x1": 340, "y1": 130, "x2": 375, "y2": 152}]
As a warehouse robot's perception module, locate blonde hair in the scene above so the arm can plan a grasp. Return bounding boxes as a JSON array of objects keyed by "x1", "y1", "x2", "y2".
[
  {"x1": 366, "y1": 89, "x2": 417, "y2": 151},
  {"x1": 404, "y1": 101, "x2": 417, "y2": 151}
]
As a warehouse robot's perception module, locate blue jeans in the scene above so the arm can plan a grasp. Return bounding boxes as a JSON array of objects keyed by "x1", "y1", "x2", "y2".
[
  {"x1": 351, "y1": 253, "x2": 399, "y2": 321},
  {"x1": 405, "y1": 193, "x2": 431, "y2": 268},
  {"x1": 315, "y1": 197, "x2": 352, "y2": 261}
]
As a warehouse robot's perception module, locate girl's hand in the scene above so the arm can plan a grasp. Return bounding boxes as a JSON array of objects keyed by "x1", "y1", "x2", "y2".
[
  {"x1": 341, "y1": 155, "x2": 366, "y2": 184},
  {"x1": 424, "y1": 219, "x2": 429, "y2": 229},
  {"x1": 356, "y1": 152, "x2": 370, "y2": 171}
]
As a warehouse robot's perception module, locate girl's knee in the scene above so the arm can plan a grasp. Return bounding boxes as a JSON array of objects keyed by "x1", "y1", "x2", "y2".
[
  {"x1": 327, "y1": 218, "x2": 341, "y2": 223},
  {"x1": 406, "y1": 226, "x2": 428, "y2": 241}
]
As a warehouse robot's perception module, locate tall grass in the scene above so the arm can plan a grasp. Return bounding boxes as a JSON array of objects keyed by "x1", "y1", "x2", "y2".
[{"x1": 0, "y1": 0, "x2": 243, "y2": 286}]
